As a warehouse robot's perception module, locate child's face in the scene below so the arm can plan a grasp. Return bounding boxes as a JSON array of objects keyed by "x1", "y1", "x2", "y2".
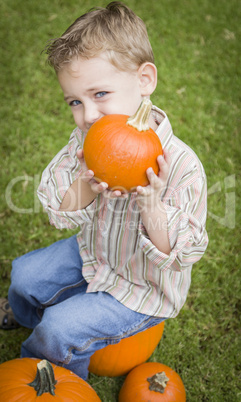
[{"x1": 58, "y1": 53, "x2": 147, "y2": 134}]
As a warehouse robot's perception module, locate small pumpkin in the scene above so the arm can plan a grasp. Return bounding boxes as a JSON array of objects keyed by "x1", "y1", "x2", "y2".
[
  {"x1": 83, "y1": 98, "x2": 163, "y2": 192},
  {"x1": 89, "y1": 321, "x2": 165, "y2": 377},
  {"x1": 118, "y1": 362, "x2": 186, "y2": 402},
  {"x1": 0, "y1": 358, "x2": 101, "y2": 401}
]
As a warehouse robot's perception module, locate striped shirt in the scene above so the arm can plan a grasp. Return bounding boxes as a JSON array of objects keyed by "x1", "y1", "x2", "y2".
[{"x1": 37, "y1": 105, "x2": 208, "y2": 318}]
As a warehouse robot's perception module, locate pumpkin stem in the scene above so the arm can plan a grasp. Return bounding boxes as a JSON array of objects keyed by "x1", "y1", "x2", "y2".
[
  {"x1": 126, "y1": 98, "x2": 152, "y2": 131},
  {"x1": 147, "y1": 371, "x2": 169, "y2": 393},
  {"x1": 28, "y1": 359, "x2": 57, "y2": 396}
]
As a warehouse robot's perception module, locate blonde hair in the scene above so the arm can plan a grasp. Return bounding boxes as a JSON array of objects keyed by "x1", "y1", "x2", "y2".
[{"x1": 45, "y1": 1, "x2": 154, "y2": 72}]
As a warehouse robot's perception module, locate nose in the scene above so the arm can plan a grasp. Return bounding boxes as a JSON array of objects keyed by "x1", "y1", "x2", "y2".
[{"x1": 84, "y1": 103, "x2": 102, "y2": 129}]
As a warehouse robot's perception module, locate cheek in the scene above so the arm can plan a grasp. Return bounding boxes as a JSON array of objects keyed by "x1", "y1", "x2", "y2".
[
  {"x1": 110, "y1": 91, "x2": 143, "y2": 116},
  {"x1": 123, "y1": 97, "x2": 143, "y2": 116},
  {"x1": 123, "y1": 86, "x2": 143, "y2": 114},
  {"x1": 71, "y1": 109, "x2": 83, "y2": 127}
]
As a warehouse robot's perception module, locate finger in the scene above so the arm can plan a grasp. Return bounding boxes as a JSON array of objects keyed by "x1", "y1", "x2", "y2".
[
  {"x1": 77, "y1": 149, "x2": 84, "y2": 160},
  {"x1": 91, "y1": 181, "x2": 108, "y2": 194},
  {"x1": 103, "y1": 188, "x2": 129, "y2": 199},
  {"x1": 157, "y1": 154, "x2": 169, "y2": 179},
  {"x1": 81, "y1": 170, "x2": 94, "y2": 182},
  {"x1": 136, "y1": 185, "x2": 145, "y2": 195},
  {"x1": 136, "y1": 185, "x2": 152, "y2": 196},
  {"x1": 109, "y1": 189, "x2": 123, "y2": 198},
  {"x1": 162, "y1": 149, "x2": 172, "y2": 167},
  {"x1": 146, "y1": 168, "x2": 161, "y2": 189},
  {"x1": 112, "y1": 190, "x2": 122, "y2": 197}
]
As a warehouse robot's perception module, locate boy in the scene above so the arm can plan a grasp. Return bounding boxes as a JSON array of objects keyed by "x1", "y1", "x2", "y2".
[{"x1": 6, "y1": 2, "x2": 208, "y2": 379}]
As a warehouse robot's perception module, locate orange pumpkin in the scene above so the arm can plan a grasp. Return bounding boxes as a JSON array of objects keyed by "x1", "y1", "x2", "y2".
[
  {"x1": 0, "y1": 358, "x2": 101, "y2": 401},
  {"x1": 118, "y1": 362, "x2": 186, "y2": 402},
  {"x1": 89, "y1": 321, "x2": 165, "y2": 377},
  {"x1": 83, "y1": 98, "x2": 163, "y2": 192}
]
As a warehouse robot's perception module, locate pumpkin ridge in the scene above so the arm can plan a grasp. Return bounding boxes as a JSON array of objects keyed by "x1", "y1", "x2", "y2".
[{"x1": 128, "y1": 137, "x2": 142, "y2": 188}]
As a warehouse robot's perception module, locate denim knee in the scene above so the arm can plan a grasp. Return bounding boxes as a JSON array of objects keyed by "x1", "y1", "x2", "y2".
[
  {"x1": 10, "y1": 251, "x2": 41, "y2": 292},
  {"x1": 22, "y1": 304, "x2": 85, "y2": 364}
]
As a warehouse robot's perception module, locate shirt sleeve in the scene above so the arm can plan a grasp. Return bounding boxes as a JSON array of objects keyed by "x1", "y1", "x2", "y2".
[
  {"x1": 37, "y1": 127, "x2": 96, "y2": 229},
  {"x1": 138, "y1": 162, "x2": 209, "y2": 272}
]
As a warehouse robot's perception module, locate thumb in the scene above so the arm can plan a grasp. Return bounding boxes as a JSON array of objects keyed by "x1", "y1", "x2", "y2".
[{"x1": 77, "y1": 148, "x2": 84, "y2": 160}]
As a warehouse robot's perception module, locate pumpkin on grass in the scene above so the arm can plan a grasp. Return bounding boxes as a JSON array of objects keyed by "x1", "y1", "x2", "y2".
[
  {"x1": 0, "y1": 358, "x2": 101, "y2": 401},
  {"x1": 89, "y1": 321, "x2": 165, "y2": 377},
  {"x1": 83, "y1": 98, "x2": 163, "y2": 192},
  {"x1": 118, "y1": 362, "x2": 186, "y2": 401}
]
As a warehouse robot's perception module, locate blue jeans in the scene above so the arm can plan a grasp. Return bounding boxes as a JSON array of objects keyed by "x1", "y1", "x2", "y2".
[{"x1": 8, "y1": 235, "x2": 165, "y2": 379}]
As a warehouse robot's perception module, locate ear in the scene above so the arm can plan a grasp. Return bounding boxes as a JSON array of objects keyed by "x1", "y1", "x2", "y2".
[{"x1": 138, "y1": 62, "x2": 157, "y2": 96}]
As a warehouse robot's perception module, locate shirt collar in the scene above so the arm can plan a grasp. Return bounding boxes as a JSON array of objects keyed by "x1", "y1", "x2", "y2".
[{"x1": 151, "y1": 105, "x2": 173, "y2": 148}]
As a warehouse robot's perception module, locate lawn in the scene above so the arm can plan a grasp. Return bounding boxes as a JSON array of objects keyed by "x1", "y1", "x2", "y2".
[{"x1": 0, "y1": 0, "x2": 240, "y2": 400}]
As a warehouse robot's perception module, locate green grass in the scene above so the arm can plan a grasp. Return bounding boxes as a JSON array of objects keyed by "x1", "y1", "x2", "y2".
[{"x1": 1, "y1": 0, "x2": 240, "y2": 400}]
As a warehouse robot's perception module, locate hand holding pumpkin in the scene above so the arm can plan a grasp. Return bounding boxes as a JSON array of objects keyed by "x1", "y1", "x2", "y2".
[
  {"x1": 77, "y1": 148, "x2": 109, "y2": 195},
  {"x1": 77, "y1": 149, "x2": 95, "y2": 182},
  {"x1": 77, "y1": 149, "x2": 128, "y2": 198},
  {"x1": 136, "y1": 148, "x2": 171, "y2": 210},
  {"x1": 135, "y1": 147, "x2": 172, "y2": 255}
]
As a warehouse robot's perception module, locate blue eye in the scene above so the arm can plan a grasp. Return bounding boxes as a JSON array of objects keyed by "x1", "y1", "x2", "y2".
[
  {"x1": 96, "y1": 91, "x2": 107, "y2": 98},
  {"x1": 70, "y1": 100, "x2": 81, "y2": 106}
]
